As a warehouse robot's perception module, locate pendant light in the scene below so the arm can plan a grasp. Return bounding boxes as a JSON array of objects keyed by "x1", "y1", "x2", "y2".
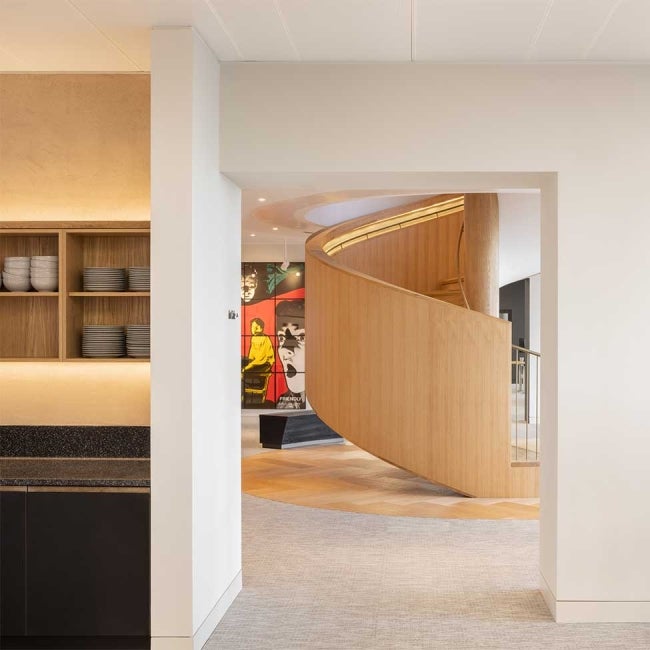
[{"x1": 280, "y1": 238, "x2": 290, "y2": 271}]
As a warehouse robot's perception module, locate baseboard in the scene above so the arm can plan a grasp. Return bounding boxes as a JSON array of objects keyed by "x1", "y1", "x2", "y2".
[
  {"x1": 539, "y1": 571, "x2": 556, "y2": 619},
  {"x1": 193, "y1": 570, "x2": 243, "y2": 650},
  {"x1": 540, "y1": 571, "x2": 650, "y2": 622},
  {"x1": 151, "y1": 637, "x2": 192, "y2": 650},
  {"x1": 555, "y1": 600, "x2": 650, "y2": 623},
  {"x1": 151, "y1": 570, "x2": 243, "y2": 650},
  {"x1": 0, "y1": 637, "x2": 148, "y2": 650}
]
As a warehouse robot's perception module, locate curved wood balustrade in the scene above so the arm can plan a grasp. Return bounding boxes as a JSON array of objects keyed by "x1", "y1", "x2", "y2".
[{"x1": 305, "y1": 195, "x2": 539, "y2": 497}]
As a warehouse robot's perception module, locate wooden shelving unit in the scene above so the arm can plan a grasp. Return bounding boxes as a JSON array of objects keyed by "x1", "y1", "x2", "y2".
[
  {"x1": 0, "y1": 292, "x2": 59, "y2": 297},
  {"x1": 69, "y1": 292, "x2": 150, "y2": 297},
  {"x1": 0, "y1": 222, "x2": 150, "y2": 362}
]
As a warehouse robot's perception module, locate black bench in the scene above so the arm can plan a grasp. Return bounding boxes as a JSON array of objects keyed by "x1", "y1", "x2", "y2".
[{"x1": 259, "y1": 411, "x2": 344, "y2": 449}]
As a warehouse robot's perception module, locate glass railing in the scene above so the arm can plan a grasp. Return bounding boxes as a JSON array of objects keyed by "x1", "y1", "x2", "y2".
[{"x1": 511, "y1": 345, "x2": 541, "y2": 462}]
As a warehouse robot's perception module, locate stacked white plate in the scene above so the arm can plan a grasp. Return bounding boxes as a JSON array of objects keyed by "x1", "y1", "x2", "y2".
[
  {"x1": 83, "y1": 267, "x2": 126, "y2": 291},
  {"x1": 126, "y1": 325, "x2": 150, "y2": 358},
  {"x1": 82, "y1": 325, "x2": 126, "y2": 358},
  {"x1": 128, "y1": 267, "x2": 150, "y2": 291},
  {"x1": 30, "y1": 256, "x2": 59, "y2": 291},
  {"x1": 3, "y1": 256, "x2": 32, "y2": 291}
]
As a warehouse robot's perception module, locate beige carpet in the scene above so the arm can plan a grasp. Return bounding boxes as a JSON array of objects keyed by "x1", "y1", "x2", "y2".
[{"x1": 206, "y1": 495, "x2": 650, "y2": 649}]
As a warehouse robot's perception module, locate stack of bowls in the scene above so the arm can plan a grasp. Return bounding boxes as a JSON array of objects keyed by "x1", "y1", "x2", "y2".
[
  {"x1": 2, "y1": 257, "x2": 32, "y2": 291},
  {"x1": 30, "y1": 256, "x2": 59, "y2": 291},
  {"x1": 128, "y1": 267, "x2": 150, "y2": 291},
  {"x1": 82, "y1": 325, "x2": 126, "y2": 358},
  {"x1": 83, "y1": 268, "x2": 127, "y2": 291},
  {"x1": 126, "y1": 325, "x2": 150, "y2": 358}
]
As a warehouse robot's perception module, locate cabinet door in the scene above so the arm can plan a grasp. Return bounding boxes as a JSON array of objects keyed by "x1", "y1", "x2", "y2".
[
  {"x1": 0, "y1": 490, "x2": 26, "y2": 636},
  {"x1": 26, "y1": 490, "x2": 150, "y2": 637}
]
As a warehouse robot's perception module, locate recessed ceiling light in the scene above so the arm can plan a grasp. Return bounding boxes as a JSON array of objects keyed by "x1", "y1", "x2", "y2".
[
  {"x1": 257, "y1": 197, "x2": 267, "y2": 203},
  {"x1": 272, "y1": 227, "x2": 278, "y2": 231},
  {"x1": 250, "y1": 233, "x2": 256, "y2": 237}
]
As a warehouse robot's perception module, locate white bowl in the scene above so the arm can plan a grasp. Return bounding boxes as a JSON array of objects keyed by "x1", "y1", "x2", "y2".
[
  {"x1": 2, "y1": 275, "x2": 32, "y2": 292},
  {"x1": 31, "y1": 256, "x2": 58, "y2": 262},
  {"x1": 30, "y1": 269, "x2": 58, "y2": 276},
  {"x1": 30, "y1": 277, "x2": 58, "y2": 292},
  {"x1": 31, "y1": 260, "x2": 59, "y2": 269},
  {"x1": 30, "y1": 276, "x2": 58, "y2": 284},
  {"x1": 3, "y1": 269, "x2": 30, "y2": 278},
  {"x1": 4, "y1": 262, "x2": 31, "y2": 270},
  {"x1": 4, "y1": 256, "x2": 31, "y2": 263}
]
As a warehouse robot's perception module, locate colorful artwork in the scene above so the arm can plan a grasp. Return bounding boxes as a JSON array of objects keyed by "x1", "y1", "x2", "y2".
[{"x1": 241, "y1": 262, "x2": 305, "y2": 409}]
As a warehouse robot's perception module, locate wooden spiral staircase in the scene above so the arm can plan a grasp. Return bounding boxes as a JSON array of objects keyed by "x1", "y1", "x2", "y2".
[{"x1": 305, "y1": 194, "x2": 539, "y2": 498}]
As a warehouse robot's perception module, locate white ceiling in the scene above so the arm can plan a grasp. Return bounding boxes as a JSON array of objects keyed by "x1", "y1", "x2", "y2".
[{"x1": 1, "y1": 0, "x2": 649, "y2": 71}]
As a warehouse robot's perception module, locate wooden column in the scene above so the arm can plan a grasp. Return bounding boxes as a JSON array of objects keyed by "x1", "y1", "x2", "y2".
[{"x1": 463, "y1": 194, "x2": 499, "y2": 317}]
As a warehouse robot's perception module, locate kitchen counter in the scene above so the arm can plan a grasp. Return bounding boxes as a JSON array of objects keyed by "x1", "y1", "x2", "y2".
[
  {"x1": 0, "y1": 457, "x2": 150, "y2": 488},
  {"x1": 0, "y1": 426, "x2": 150, "y2": 458}
]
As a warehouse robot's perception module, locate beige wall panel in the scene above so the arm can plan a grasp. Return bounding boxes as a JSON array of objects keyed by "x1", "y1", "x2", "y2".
[
  {"x1": 0, "y1": 363, "x2": 150, "y2": 425},
  {"x1": 0, "y1": 75, "x2": 150, "y2": 426},
  {"x1": 335, "y1": 210, "x2": 464, "y2": 294},
  {"x1": 306, "y1": 206, "x2": 538, "y2": 498},
  {"x1": 0, "y1": 74, "x2": 150, "y2": 222}
]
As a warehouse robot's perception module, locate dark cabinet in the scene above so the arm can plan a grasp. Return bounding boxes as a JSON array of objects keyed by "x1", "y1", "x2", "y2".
[
  {"x1": 25, "y1": 490, "x2": 150, "y2": 637},
  {"x1": 1, "y1": 488, "x2": 149, "y2": 642},
  {"x1": 0, "y1": 490, "x2": 27, "y2": 636}
]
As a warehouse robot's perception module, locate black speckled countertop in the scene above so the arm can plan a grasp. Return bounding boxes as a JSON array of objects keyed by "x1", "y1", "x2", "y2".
[
  {"x1": 0, "y1": 458, "x2": 150, "y2": 488},
  {"x1": 0, "y1": 426, "x2": 149, "y2": 458}
]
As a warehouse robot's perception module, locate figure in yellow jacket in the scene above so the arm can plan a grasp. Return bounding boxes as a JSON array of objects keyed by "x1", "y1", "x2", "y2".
[{"x1": 243, "y1": 318, "x2": 275, "y2": 374}]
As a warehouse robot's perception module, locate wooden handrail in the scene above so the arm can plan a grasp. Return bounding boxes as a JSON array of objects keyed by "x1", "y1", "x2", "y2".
[{"x1": 456, "y1": 220, "x2": 470, "y2": 309}]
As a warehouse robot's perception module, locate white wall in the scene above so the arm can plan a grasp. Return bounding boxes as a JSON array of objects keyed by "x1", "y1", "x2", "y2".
[
  {"x1": 190, "y1": 32, "x2": 242, "y2": 640},
  {"x1": 242, "y1": 241, "x2": 305, "y2": 262},
  {"x1": 220, "y1": 63, "x2": 650, "y2": 622},
  {"x1": 151, "y1": 28, "x2": 241, "y2": 650},
  {"x1": 498, "y1": 192, "x2": 541, "y2": 287}
]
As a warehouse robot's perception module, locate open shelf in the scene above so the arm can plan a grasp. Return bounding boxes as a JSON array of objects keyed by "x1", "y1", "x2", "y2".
[
  {"x1": 69, "y1": 292, "x2": 150, "y2": 298},
  {"x1": 0, "y1": 224, "x2": 150, "y2": 363},
  {"x1": 67, "y1": 357, "x2": 150, "y2": 363},
  {"x1": 0, "y1": 292, "x2": 58, "y2": 297},
  {"x1": 0, "y1": 296, "x2": 59, "y2": 360},
  {"x1": 2, "y1": 358, "x2": 62, "y2": 363},
  {"x1": 64, "y1": 229, "x2": 150, "y2": 362}
]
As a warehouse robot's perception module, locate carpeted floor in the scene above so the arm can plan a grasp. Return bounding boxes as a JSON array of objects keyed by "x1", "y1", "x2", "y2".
[{"x1": 206, "y1": 495, "x2": 650, "y2": 649}]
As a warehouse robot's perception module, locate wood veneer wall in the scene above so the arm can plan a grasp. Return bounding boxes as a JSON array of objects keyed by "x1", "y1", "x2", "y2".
[
  {"x1": 334, "y1": 195, "x2": 464, "y2": 294},
  {"x1": 0, "y1": 75, "x2": 150, "y2": 426},
  {"x1": 306, "y1": 198, "x2": 539, "y2": 497},
  {"x1": 0, "y1": 74, "x2": 150, "y2": 222}
]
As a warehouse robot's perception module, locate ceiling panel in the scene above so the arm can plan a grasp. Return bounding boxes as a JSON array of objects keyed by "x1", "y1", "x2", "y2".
[
  {"x1": 0, "y1": 0, "x2": 138, "y2": 71},
  {"x1": 188, "y1": 0, "x2": 243, "y2": 61},
  {"x1": 71, "y1": 0, "x2": 240, "y2": 70},
  {"x1": 1, "y1": 0, "x2": 649, "y2": 71},
  {"x1": 588, "y1": 0, "x2": 650, "y2": 60},
  {"x1": 277, "y1": 0, "x2": 411, "y2": 61},
  {"x1": 529, "y1": 0, "x2": 617, "y2": 61},
  {"x1": 415, "y1": 0, "x2": 549, "y2": 61},
  {"x1": 211, "y1": 0, "x2": 298, "y2": 60}
]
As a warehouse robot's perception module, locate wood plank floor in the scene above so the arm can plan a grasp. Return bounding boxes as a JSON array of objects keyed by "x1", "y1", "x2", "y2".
[{"x1": 242, "y1": 442, "x2": 539, "y2": 520}]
